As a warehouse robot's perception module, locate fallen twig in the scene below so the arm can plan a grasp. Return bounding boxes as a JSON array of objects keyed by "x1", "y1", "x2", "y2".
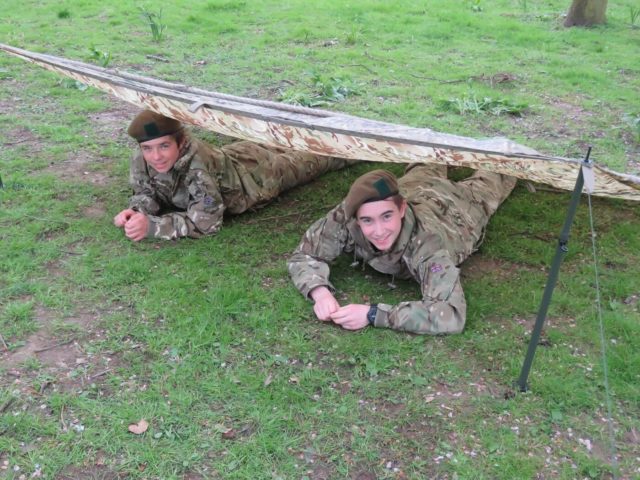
[
  {"x1": 408, "y1": 73, "x2": 466, "y2": 84},
  {"x1": 146, "y1": 54, "x2": 170, "y2": 63},
  {"x1": 60, "y1": 405, "x2": 67, "y2": 431},
  {"x1": 364, "y1": 51, "x2": 467, "y2": 83},
  {"x1": 435, "y1": 378, "x2": 451, "y2": 388},
  {"x1": 363, "y1": 51, "x2": 390, "y2": 65},
  {"x1": 0, "y1": 397, "x2": 15, "y2": 413},
  {"x1": 3, "y1": 138, "x2": 31, "y2": 146},
  {"x1": 342, "y1": 63, "x2": 377, "y2": 74},
  {"x1": 89, "y1": 368, "x2": 112, "y2": 380},
  {"x1": 26, "y1": 215, "x2": 71, "y2": 225},
  {"x1": 34, "y1": 338, "x2": 75, "y2": 354},
  {"x1": 509, "y1": 231, "x2": 554, "y2": 242},
  {"x1": 242, "y1": 203, "x2": 336, "y2": 225},
  {"x1": 0, "y1": 333, "x2": 8, "y2": 351},
  {"x1": 39, "y1": 381, "x2": 52, "y2": 394}
]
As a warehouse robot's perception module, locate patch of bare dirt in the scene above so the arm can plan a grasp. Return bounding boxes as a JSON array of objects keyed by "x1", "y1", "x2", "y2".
[
  {"x1": 56, "y1": 464, "x2": 124, "y2": 480},
  {"x1": 16, "y1": 100, "x2": 138, "y2": 185},
  {"x1": 287, "y1": 446, "x2": 337, "y2": 480},
  {"x1": 552, "y1": 99, "x2": 594, "y2": 122},
  {"x1": 36, "y1": 224, "x2": 69, "y2": 242},
  {"x1": 621, "y1": 128, "x2": 640, "y2": 175},
  {"x1": 462, "y1": 256, "x2": 534, "y2": 282},
  {"x1": 4, "y1": 315, "x2": 76, "y2": 370},
  {"x1": 83, "y1": 201, "x2": 108, "y2": 219},
  {"x1": 0, "y1": 80, "x2": 35, "y2": 115},
  {"x1": 0, "y1": 98, "x2": 15, "y2": 115},
  {"x1": 2, "y1": 126, "x2": 42, "y2": 153},
  {"x1": 511, "y1": 314, "x2": 578, "y2": 337},
  {"x1": 182, "y1": 473, "x2": 211, "y2": 480},
  {"x1": 623, "y1": 427, "x2": 639, "y2": 445},
  {"x1": 509, "y1": 94, "x2": 598, "y2": 150},
  {"x1": 307, "y1": 463, "x2": 335, "y2": 480},
  {"x1": 1, "y1": 304, "x2": 122, "y2": 397},
  {"x1": 44, "y1": 260, "x2": 64, "y2": 278},
  {"x1": 87, "y1": 102, "x2": 139, "y2": 143},
  {"x1": 625, "y1": 154, "x2": 640, "y2": 176},
  {"x1": 44, "y1": 151, "x2": 116, "y2": 186},
  {"x1": 352, "y1": 472, "x2": 377, "y2": 480}
]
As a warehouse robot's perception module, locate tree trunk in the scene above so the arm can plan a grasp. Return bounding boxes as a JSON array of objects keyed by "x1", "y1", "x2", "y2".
[{"x1": 564, "y1": 0, "x2": 608, "y2": 27}]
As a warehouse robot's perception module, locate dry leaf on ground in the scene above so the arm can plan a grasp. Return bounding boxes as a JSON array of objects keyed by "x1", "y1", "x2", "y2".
[
  {"x1": 128, "y1": 419, "x2": 149, "y2": 435},
  {"x1": 222, "y1": 429, "x2": 237, "y2": 440}
]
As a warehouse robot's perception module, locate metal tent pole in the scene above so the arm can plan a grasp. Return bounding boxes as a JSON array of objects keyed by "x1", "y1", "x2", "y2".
[{"x1": 516, "y1": 148, "x2": 592, "y2": 392}]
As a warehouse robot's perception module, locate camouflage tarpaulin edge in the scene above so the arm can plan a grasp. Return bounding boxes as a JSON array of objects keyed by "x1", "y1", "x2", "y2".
[{"x1": 1, "y1": 43, "x2": 638, "y2": 201}]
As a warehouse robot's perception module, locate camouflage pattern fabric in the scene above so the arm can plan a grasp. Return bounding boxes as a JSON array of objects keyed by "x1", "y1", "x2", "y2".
[
  {"x1": 4, "y1": 43, "x2": 640, "y2": 201},
  {"x1": 128, "y1": 135, "x2": 351, "y2": 240},
  {"x1": 288, "y1": 163, "x2": 516, "y2": 335}
]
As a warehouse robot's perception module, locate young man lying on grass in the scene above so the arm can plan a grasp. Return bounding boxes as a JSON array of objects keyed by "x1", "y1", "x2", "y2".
[
  {"x1": 288, "y1": 164, "x2": 516, "y2": 334},
  {"x1": 114, "y1": 110, "x2": 352, "y2": 241}
]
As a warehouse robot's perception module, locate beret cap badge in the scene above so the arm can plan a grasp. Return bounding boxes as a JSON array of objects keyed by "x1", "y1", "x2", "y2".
[
  {"x1": 344, "y1": 169, "x2": 399, "y2": 218},
  {"x1": 128, "y1": 110, "x2": 182, "y2": 143},
  {"x1": 143, "y1": 122, "x2": 161, "y2": 139},
  {"x1": 373, "y1": 177, "x2": 392, "y2": 198}
]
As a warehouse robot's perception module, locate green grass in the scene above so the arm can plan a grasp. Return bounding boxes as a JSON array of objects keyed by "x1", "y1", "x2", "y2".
[{"x1": 1, "y1": 1, "x2": 640, "y2": 479}]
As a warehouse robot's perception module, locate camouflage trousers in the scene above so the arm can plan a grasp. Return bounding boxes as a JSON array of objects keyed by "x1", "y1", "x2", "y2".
[
  {"x1": 400, "y1": 163, "x2": 517, "y2": 264},
  {"x1": 221, "y1": 142, "x2": 353, "y2": 215}
]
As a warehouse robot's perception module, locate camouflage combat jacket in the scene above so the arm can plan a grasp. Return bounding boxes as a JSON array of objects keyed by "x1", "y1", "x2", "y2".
[
  {"x1": 288, "y1": 165, "x2": 516, "y2": 335},
  {"x1": 128, "y1": 135, "x2": 350, "y2": 240}
]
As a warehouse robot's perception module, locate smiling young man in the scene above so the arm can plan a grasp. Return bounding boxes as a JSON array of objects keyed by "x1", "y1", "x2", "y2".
[
  {"x1": 114, "y1": 110, "x2": 352, "y2": 241},
  {"x1": 287, "y1": 164, "x2": 517, "y2": 334}
]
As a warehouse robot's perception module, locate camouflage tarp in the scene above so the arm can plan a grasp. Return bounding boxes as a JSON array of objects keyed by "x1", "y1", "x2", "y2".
[{"x1": 2, "y1": 43, "x2": 639, "y2": 201}]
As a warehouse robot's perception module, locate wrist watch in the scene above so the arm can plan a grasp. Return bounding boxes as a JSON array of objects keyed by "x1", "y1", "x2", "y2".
[{"x1": 367, "y1": 304, "x2": 378, "y2": 326}]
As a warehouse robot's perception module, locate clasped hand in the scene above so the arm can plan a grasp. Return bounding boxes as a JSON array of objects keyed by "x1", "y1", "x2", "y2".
[
  {"x1": 113, "y1": 208, "x2": 149, "y2": 242},
  {"x1": 309, "y1": 286, "x2": 369, "y2": 330}
]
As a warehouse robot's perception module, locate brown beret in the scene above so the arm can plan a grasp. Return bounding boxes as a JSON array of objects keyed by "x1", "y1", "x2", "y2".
[
  {"x1": 344, "y1": 169, "x2": 399, "y2": 218},
  {"x1": 127, "y1": 110, "x2": 182, "y2": 143}
]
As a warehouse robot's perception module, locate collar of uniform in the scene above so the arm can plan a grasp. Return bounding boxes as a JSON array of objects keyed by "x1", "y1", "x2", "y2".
[
  {"x1": 171, "y1": 136, "x2": 196, "y2": 173},
  {"x1": 347, "y1": 204, "x2": 417, "y2": 263}
]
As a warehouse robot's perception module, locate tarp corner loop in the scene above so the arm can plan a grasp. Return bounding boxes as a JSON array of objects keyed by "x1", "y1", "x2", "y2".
[
  {"x1": 582, "y1": 164, "x2": 595, "y2": 194},
  {"x1": 188, "y1": 100, "x2": 207, "y2": 113}
]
